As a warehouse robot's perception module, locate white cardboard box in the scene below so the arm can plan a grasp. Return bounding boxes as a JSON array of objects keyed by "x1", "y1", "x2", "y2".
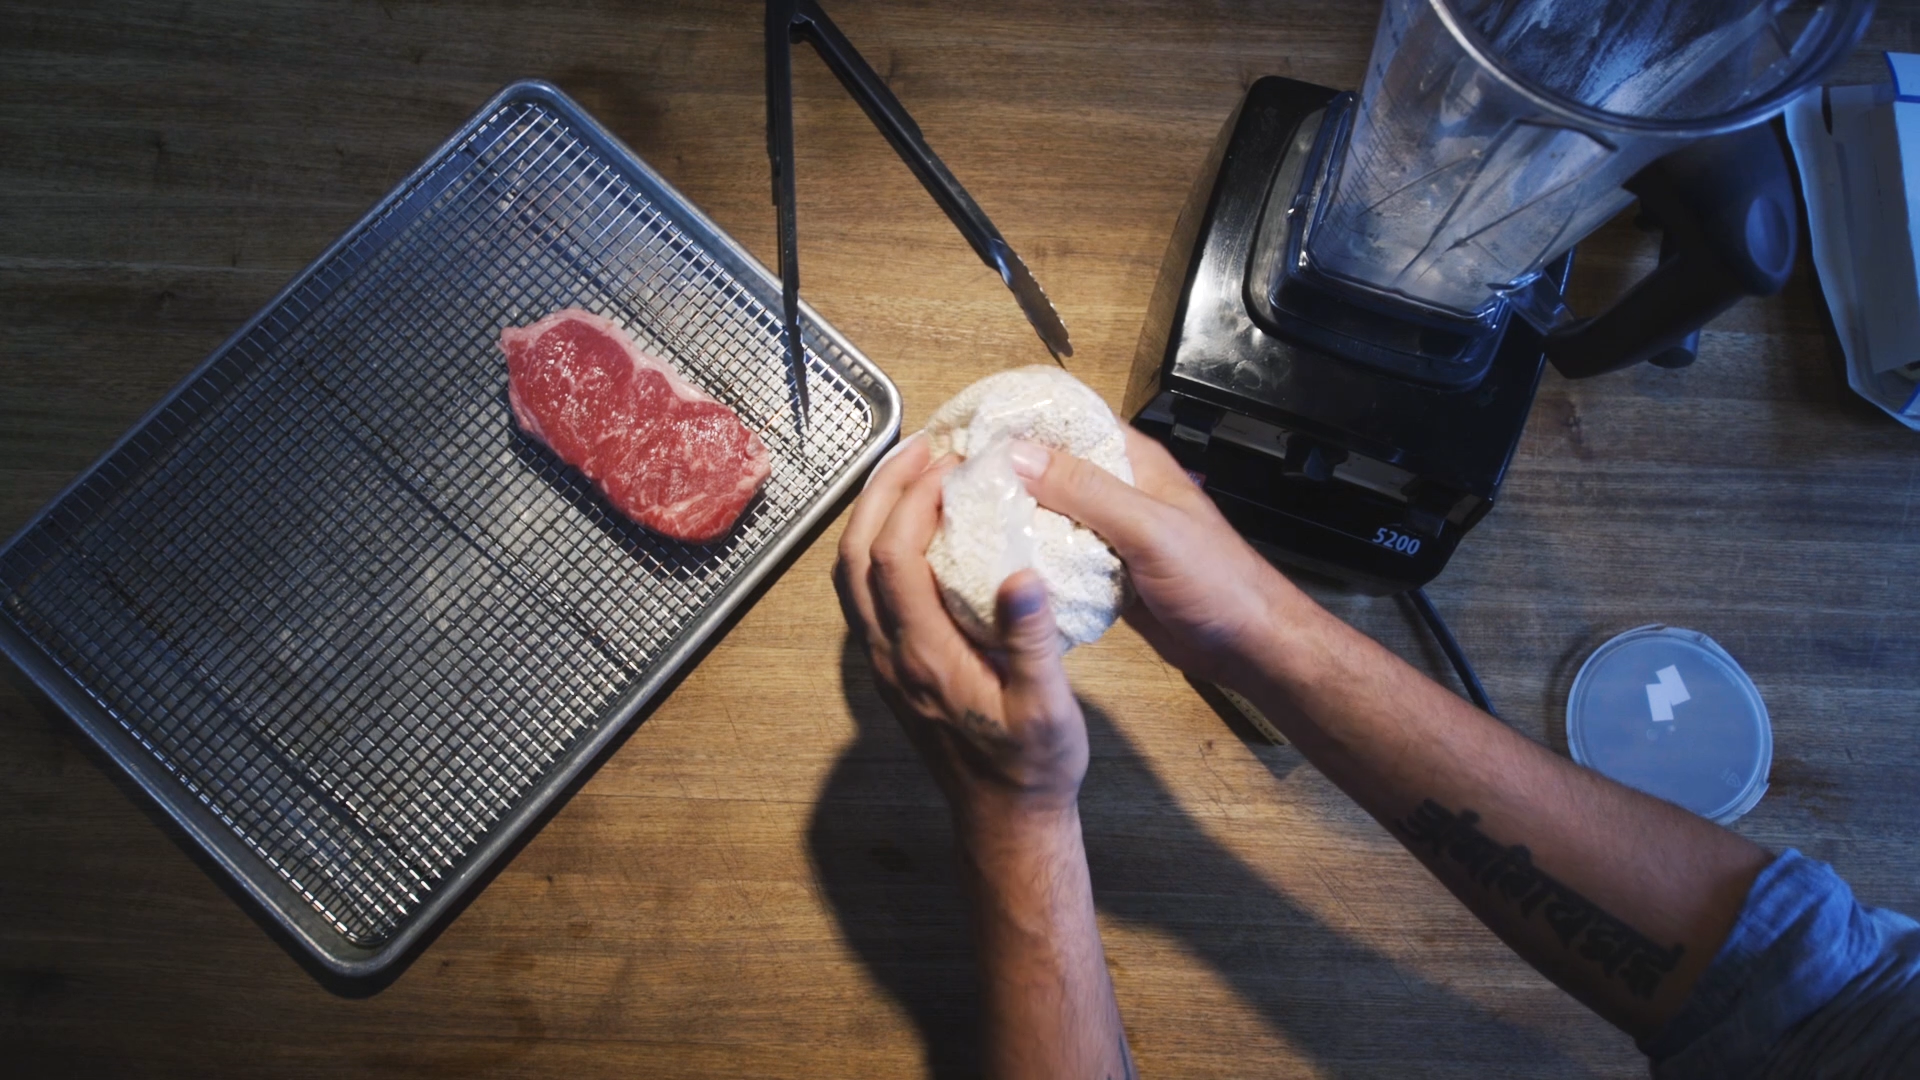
[{"x1": 1785, "y1": 53, "x2": 1920, "y2": 427}]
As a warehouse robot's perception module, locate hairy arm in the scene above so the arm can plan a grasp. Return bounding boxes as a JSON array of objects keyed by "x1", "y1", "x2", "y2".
[
  {"x1": 1016, "y1": 430, "x2": 1769, "y2": 1041},
  {"x1": 963, "y1": 804, "x2": 1135, "y2": 1080},
  {"x1": 1234, "y1": 591, "x2": 1768, "y2": 1036},
  {"x1": 836, "y1": 434, "x2": 1135, "y2": 1079}
]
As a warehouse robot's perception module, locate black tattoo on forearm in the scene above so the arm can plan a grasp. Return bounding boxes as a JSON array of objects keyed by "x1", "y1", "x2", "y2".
[
  {"x1": 1393, "y1": 799, "x2": 1684, "y2": 1000},
  {"x1": 955, "y1": 709, "x2": 1021, "y2": 754}
]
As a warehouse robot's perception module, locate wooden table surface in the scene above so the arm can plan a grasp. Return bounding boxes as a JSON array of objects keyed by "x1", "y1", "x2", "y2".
[{"x1": 4, "y1": 2, "x2": 1918, "y2": 1076}]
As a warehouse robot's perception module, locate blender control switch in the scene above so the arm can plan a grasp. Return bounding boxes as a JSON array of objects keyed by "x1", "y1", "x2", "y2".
[
  {"x1": 1168, "y1": 399, "x2": 1223, "y2": 456},
  {"x1": 1281, "y1": 438, "x2": 1344, "y2": 483}
]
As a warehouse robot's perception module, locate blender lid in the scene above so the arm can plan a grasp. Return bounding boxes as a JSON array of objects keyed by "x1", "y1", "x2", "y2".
[{"x1": 1566, "y1": 625, "x2": 1772, "y2": 824}]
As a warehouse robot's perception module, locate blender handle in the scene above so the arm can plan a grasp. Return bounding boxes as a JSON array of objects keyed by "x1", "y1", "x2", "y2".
[{"x1": 1544, "y1": 123, "x2": 1798, "y2": 379}]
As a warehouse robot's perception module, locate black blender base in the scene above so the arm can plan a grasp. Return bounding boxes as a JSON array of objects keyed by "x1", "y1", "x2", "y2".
[
  {"x1": 1130, "y1": 405, "x2": 1466, "y2": 595},
  {"x1": 1129, "y1": 76, "x2": 1569, "y2": 596}
]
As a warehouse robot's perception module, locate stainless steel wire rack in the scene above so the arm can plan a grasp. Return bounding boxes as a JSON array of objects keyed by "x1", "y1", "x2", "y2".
[{"x1": 0, "y1": 81, "x2": 899, "y2": 978}]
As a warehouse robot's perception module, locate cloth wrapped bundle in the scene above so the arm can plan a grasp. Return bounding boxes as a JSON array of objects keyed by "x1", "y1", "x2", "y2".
[{"x1": 922, "y1": 366, "x2": 1133, "y2": 649}]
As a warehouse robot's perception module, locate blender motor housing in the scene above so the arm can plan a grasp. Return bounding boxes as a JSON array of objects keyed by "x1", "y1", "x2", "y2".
[
  {"x1": 1129, "y1": 77, "x2": 1569, "y2": 595},
  {"x1": 1128, "y1": 75, "x2": 1797, "y2": 594}
]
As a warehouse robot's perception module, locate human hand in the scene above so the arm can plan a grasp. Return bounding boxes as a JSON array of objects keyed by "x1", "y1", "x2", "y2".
[
  {"x1": 834, "y1": 434, "x2": 1089, "y2": 831},
  {"x1": 1007, "y1": 427, "x2": 1306, "y2": 690}
]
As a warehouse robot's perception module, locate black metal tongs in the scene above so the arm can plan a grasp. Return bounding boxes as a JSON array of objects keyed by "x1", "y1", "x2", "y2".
[{"x1": 766, "y1": 0, "x2": 1072, "y2": 427}]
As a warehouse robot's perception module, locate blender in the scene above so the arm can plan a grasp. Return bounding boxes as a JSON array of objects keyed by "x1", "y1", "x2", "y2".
[{"x1": 1129, "y1": 0, "x2": 1875, "y2": 594}]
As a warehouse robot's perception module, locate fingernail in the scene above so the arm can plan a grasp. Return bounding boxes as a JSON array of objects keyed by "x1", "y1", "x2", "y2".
[
  {"x1": 887, "y1": 429, "x2": 925, "y2": 462},
  {"x1": 862, "y1": 430, "x2": 923, "y2": 491},
  {"x1": 1003, "y1": 576, "x2": 1048, "y2": 621},
  {"x1": 1007, "y1": 440, "x2": 1048, "y2": 481}
]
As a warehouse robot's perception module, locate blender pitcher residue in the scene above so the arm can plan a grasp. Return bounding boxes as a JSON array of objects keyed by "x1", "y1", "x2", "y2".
[{"x1": 1305, "y1": 0, "x2": 1873, "y2": 323}]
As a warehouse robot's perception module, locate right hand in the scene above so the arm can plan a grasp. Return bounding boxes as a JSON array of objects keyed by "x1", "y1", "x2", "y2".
[
  {"x1": 835, "y1": 434, "x2": 1091, "y2": 829},
  {"x1": 1008, "y1": 427, "x2": 1305, "y2": 689}
]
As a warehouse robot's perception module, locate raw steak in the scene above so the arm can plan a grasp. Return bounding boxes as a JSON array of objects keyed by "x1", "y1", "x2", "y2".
[{"x1": 502, "y1": 308, "x2": 771, "y2": 543}]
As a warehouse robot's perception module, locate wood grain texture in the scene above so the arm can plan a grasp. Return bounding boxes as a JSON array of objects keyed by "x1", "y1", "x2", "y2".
[{"x1": 3, "y1": 2, "x2": 1918, "y2": 1077}]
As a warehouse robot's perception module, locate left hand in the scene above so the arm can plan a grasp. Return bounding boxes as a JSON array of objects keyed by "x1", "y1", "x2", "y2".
[{"x1": 834, "y1": 433, "x2": 1089, "y2": 826}]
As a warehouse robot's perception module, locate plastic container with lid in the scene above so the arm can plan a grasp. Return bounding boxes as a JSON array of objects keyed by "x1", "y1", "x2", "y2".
[{"x1": 1566, "y1": 625, "x2": 1772, "y2": 825}]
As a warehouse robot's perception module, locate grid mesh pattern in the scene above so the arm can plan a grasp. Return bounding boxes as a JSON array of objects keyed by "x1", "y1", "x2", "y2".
[{"x1": 0, "y1": 95, "x2": 884, "y2": 948}]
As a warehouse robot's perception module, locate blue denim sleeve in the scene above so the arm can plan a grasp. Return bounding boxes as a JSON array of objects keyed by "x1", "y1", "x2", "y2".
[{"x1": 1644, "y1": 849, "x2": 1920, "y2": 1079}]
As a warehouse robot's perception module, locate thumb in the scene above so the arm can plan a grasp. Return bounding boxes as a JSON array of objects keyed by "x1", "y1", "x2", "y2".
[
  {"x1": 1007, "y1": 439, "x2": 1169, "y2": 561},
  {"x1": 995, "y1": 569, "x2": 1075, "y2": 716}
]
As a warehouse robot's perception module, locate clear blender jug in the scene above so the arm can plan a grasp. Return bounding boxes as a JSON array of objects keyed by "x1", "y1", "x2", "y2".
[
  {"x1": 1284, "y1": 0, "x2": 1874, "y2": 355},
  {"x1": 1123, "y1": 0, "x2": 1874, "y2": 596}
]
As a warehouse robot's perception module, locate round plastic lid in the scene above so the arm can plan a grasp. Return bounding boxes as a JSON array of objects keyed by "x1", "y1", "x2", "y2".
[{"x1": 1566, "y1": 625, "x2": 1771, "y2": 825}]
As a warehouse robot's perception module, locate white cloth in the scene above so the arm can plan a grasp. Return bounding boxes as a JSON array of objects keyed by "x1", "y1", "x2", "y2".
[{"x1": 922, "y1": 367, "x2": 1132, "y2": 649}]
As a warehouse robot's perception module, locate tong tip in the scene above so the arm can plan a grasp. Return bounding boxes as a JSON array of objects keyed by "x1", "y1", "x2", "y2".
[
  {"x1": 783, "y1": 320, "x2": 810, "y2": 431},
  {"x1": 988, "y1": 239, "x2": 1072, "y2": 365}
]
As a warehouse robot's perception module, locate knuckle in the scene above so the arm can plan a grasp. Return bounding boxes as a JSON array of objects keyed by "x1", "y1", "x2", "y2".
[
  {"x1": 866, "y1": 541, "x2": 903, "y2": 584},
  {"x1": 1125, "y1": 500, "x2": 1178, "y2": 549},
  {"x1": 866, "y1": 645, "x2": 899, "y2": 686},
  {"x1": 894, "y1": 644, "x2": 940, "y2": 691},
  {"x1": 832, "y1": 587, "x2": 866, "y2": 637},
  {"x1": 867, "y1": 537, "x2": 923, "y2": 589},
  {"x1": 1059, "y1": 455, "x2": 1106, "y2": 501},
  {"x1": 832, "y1": 555, "x2": 866, "y2": 605}
]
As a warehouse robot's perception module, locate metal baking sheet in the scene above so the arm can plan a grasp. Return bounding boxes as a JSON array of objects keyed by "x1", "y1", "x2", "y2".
[{"x1": 0, "y1": 81, "x2": 900, "y2": 978}]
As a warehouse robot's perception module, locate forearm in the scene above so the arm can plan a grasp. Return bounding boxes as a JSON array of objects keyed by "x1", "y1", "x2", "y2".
[
  {"x1": 1232, "y1": 585, "x2": 1769, "y2": 1040},
  {"x1": 957, "y1": 803, "x2": 1135, "y2": 1080}
]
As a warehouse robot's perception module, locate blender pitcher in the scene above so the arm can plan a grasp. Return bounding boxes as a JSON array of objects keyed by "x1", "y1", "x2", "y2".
[
  {"x1": 1283, "y1": 0, "x2": 1873, "y2": 377},
  {"x1": 1123, "y1": 0, "x2": 1874, "y2": 596}
]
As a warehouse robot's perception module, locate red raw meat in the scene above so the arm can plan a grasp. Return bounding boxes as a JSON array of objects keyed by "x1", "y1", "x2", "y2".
[{"x1": 502, "y1": 308, "x2": 772, "y2": 543}]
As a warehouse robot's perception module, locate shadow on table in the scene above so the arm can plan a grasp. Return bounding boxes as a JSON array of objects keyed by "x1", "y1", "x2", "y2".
[{"x1": 808, "y1": 634, "x2": 1600, "y2": 1079}]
